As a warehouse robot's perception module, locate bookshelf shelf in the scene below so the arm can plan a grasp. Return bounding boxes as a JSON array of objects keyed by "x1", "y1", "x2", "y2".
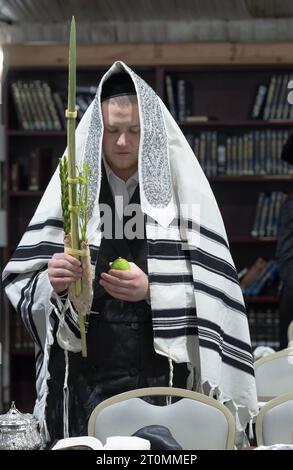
[
  {"x1": 180, "y1": 120, "x2": 293, "y2": 128},
  {"x1": 244, "y1": 296, "x2": 279, "y2": 304},
  {"x1": 7, "y1": 130, "x2": 67, "y2": 137},
  {"x1": 9, "y1": 191, "x2": 44, "y2": 197},
  {"x1": 230, "y1": 236, "x2": 277, "y2": 244},
  {"x1": 210, "y1": 176, "x2": 293, "y2": 183}
]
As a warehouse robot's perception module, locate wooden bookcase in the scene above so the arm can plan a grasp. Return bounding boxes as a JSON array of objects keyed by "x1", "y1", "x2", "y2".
[{"x1": 3, "y1": 42, "x2": 293, "y2": 411}]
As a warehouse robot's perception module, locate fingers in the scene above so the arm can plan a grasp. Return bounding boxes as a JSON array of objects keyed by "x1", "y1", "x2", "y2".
[
  {"x1": 99, "y1": 275, "x2": 131, "y2": 295},
  {"x1": 50, "y1": 268, "x2": 82, "y2": 279},
  {"x1": 108, "y1": 269, "x2": 133, "y2": 280},
  {"x1": 48, "y1": 253, "x2": 82, "y2": 294},
  {"x1": 53, "y1": 252, "x2": 81, "y2": 266},
  {"x1": 100, "y1": 271, "x2": 132, "y2": 287},
  {"x1": 100, "y1": 282, "x2": 130, "y2": 301},
  {"x1": 99, "y1": 264, "x2": 149, "y2": 302},
  {"x1": 48, "y1": 253, "x2": 82, "y2": 274},
  {"x1": 101, "y1": 283, "x2": 129, "y2": 296}
]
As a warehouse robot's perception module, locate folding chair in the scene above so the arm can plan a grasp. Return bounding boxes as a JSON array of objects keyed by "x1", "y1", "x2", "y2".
[
  {"x1": 254, "y1": 347, "x2": 293, "y2": 405},
  {"x1": 88, "y1": 387, "x2": 235, "y2": 450},
  {"x1": 255, "y1": 392, "x2": 293, "y2": 446}
]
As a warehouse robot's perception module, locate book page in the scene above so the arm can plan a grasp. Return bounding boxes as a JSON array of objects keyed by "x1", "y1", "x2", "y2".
[{"x1": 51, "y1": 436, "x2": 103, "y2": 450}]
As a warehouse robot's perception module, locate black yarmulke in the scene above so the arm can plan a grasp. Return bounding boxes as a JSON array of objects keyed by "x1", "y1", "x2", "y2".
[
  {"x1": 281, "y1": 132, "x2": 293, "y2": 165},
  {"x1": 101, "y1": 72, "x2": 136, "y2": 102}
]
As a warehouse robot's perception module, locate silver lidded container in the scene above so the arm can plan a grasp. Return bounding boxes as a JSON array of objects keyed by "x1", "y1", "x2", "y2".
[{"x1": 0, "y1": 402, "x2": 42, "y2": 450}]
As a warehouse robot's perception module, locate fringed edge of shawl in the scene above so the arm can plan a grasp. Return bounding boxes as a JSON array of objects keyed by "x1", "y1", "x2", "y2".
[
  {"x1": 201, "y1": 378, "x2": 258, "y2": 448},
  {"x1": 33, "y1": 305, "x2": 55, "y2": 446}
]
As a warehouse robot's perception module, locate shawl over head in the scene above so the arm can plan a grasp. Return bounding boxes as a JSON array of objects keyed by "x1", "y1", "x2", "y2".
[{"x1": 3, "y1": 61, "x2": 258, "y2": 444}]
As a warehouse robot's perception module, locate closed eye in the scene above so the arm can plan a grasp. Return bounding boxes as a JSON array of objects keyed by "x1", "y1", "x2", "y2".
[{"x1": 129, "y1": 127, "x2": 140, "y2": 134}]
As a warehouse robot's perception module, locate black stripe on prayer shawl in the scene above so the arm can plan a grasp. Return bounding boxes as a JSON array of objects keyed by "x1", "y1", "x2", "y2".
[
  {"x1": 189, "y1": 247, "x2": 239, "y2": 284},
  {"x1": 152, "y1": 307, "x2": 197, "y2": 319},
  {"x1": 50, "y1": 297, "x2": 81, "y2": 338},
  {"x1": 26, "y1": 274, "x2": 43, "y2": 350},
  {"x1": 197, "y1": 318, "x2": 254, "y2": 374},
  {"x1": 17, "y1": 270, "x2": 43, "y2": 351},
  {"x1": 154, "y1": 326, "x2": 197, "y2": 337},
  {"x1": 199, "y1": 328, "x2": 253, "y2": 365},
  {"x1": 147, "y1": 240, "x2": 189, "y2": 260},
  {"x1": 35, "y1": 349, "x2": 43, "y2": 381},
  {"x1": 199, "y1": 338, "x2": 254, "y2": 375},
  {"x1": 152, "y1": 308, "x2": 198, "y2": 338},
  {"x1": 153, "y1": 318, "x2": 197, "y2": 328},
  {"x1": 153, "y1": 317, "x2": 254, "y2": 375},
  {"x1": 50, "y1": 308, "x2": 59, "y2": 325},
  {"x1": 223, "y1": 342, "x2": 253, "y2": 366},
  {"x1": 11, "y1": 242, "x2": 99, "y2": 262},
  {"x1": 26, "y1": 218, "x2": 64, "y2": 231},
  {"x1": 2, "y1": 272, "x2": 19, "y2": 288},
  {"x1": 149, "y1": 273, "x2": 194, "y2": 284},
  {"x1": 65, "y1": 313, "x2": 81, "y2": 336},
  {"x1": 193, "y1": 280, "x2": 246, "y2": 315},
  {"x1": 170, "y1": 218, "x2": 229, "y2": 250},
  {"x1": 12, "y1": 242, "x2": 64, "y2": 261},
  {"x1": 198, "y1": 224, "x2": 229, "y2": 250},
  {"x1": 198, "y1": 318, "x2": 252, "y2": 354},
  {"x1": 36, "y1": 356, "x2": 43, "y2": 383}
]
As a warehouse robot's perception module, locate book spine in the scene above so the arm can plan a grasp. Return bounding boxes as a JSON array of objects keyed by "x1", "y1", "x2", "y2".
[
  {"x1": 251, "y1": 84, "x2": 267, "y2": 119},
  {"x1": 251, "y1": 192, "x2": 266, "y2": 237},
  {"x1": 263, "y1": 75, "x2": 276, "y2": 120},
  {"x1": 165, "y1": 75, "x2": 177, "y2": 120}
]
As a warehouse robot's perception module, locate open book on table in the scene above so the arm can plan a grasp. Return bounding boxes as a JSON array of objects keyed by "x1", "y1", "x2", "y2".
[{"x1": 51, "y1": 435, "x2": 150, "y2": 450}]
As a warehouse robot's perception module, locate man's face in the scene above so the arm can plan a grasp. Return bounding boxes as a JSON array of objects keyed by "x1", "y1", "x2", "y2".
[{"x1": 102, "y1": 96, "x2": 140, "y2": 181}]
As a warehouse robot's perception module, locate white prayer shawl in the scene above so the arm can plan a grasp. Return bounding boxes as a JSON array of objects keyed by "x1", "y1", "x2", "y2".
[{"x1": 2, "y1": 61, "x2": 258, "y2": 445}]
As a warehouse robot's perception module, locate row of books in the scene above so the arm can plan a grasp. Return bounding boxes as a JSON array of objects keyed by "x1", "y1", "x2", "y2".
[
  {"x1": 251, "y1": 73, "x2": 293, "y2": 121},
  {"x1": 165, "y1": 72, "x2": 293, "y2": 123},
  {"x1": 11, "y1": 81, "x2": 96, "y2": 131},
  {"x1": 251, "y1": 191, "x2": 285, "y2": 238},
  {"x1": 11, "y1": 80, "x2": 63, "y2": 131},
  {"x1": 165, "y1": 75, "x2": 192, "y2": 122},
  {"x1": 248, "y1": 307, "x2": 280, "y2": 350},
  {"x1": 185, "y1": 129, "x2": 292, "y2": 177}
]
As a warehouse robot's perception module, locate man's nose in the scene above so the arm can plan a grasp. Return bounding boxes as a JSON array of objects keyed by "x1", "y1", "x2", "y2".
[{"x1": 117, "y1": 133, "x2": 127, "y2": 146}]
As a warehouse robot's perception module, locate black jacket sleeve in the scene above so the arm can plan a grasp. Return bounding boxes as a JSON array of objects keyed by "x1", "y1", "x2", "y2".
[{"x1": 276, "y1": 194, "x2": 293, "y2": 291}]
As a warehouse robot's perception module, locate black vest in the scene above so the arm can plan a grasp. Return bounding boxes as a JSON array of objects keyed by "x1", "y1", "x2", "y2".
[{"x1": 90, "y1": 164, "x2": 149, "y2": 315}]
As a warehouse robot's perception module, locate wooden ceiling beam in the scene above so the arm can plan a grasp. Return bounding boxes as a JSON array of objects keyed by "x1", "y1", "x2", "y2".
[{"x1": 3, "y1": 42, "x2": 293, "y2": 67}]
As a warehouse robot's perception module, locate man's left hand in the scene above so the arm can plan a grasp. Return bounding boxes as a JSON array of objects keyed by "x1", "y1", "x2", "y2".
[{"x1": 99, "y1": 262, "x2": 150, "y2": 302}]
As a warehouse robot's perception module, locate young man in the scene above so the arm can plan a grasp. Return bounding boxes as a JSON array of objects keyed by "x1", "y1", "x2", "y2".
[
  {"x1": 3, "y1": 63, "x2": 257, "y2": 446},
  {"x1": 44, "y1": 72, "x2": 188, "y2": 443}
]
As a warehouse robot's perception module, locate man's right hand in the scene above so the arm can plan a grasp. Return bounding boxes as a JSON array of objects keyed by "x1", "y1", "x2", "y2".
[{"x1": 48, "y1": 253, "x2": 82, "y2": 294}]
